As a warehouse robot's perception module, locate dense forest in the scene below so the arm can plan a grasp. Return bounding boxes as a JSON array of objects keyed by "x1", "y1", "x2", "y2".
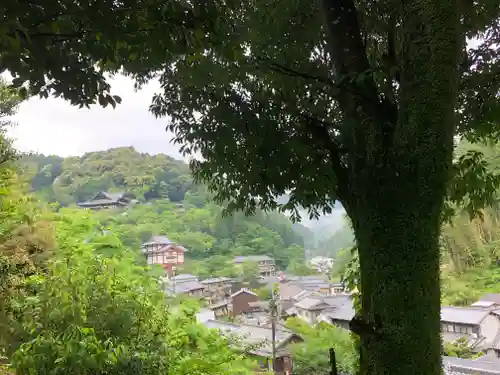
[{"x1": 17, "y1": 147, "x2": 311, "y2": 273}]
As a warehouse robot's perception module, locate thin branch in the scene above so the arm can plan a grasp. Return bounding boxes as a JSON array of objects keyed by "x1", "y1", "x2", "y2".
[
  {"x1": 256, "y1": 58, "x2": 339, "y2": 91},
  {"x1": 301, "y1": 115, "x2": 350, "y2": 203},
  {"x1": 298, "y1": 112, "x2": 344, "y2": 135}
]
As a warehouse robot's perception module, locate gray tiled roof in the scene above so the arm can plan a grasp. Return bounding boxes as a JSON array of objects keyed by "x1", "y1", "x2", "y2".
[
  {"x1": 77, "y1": 191, "x2": 129, "y2": 206},
  {"x1": 480, "y1": 294, "x2": 500, "y2": 305},
  {"x1": 233, "y1": 255, "x2": 274, "y2": 263},
  {"x1": 294, "y1": 297, "x2": 331, "y2": 311},
  {"x1": 294, "y1": 281, "x2": 330, "y2": 291},
  {"x1": 279, "y1": 283, "x2": 305, "y2": 300},
  {"x1": 292, "y1": 290, "x2": 327, "y2": 301},
  {"x1": 203, "y1": 320, "x2": 300, "y2": 356},
  {"x1": 147, "y1": 235, "x2": 173, "y2": 244},
  {"x1": 165, "y1": 280, "x2": 205, "y2": 294},
  {"x1": 201, "y1": 277, "x2": 234, "y2": 285},
  {"x1": 443, "y1": 355, "x2": 500, "y2": 374},
  {"x1": 209, "y1": 300, "x2": 230, "y2": 309},
  {"x1": 441, "y1": 306, "x2": 490, "y2": 325},
  {"x1": 171, "y1": 273, "x2": 198, "y2": 282}
]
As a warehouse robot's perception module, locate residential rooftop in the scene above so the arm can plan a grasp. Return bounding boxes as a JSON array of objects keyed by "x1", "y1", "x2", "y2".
[
  {"x1": 171, "y1": 273, "x2": 198, "y2": 282},
  {"x1": 165, "y1": 280, "x2": 205, "y2": 294},
  {"x1": 201, "y1": 277, "x2": 234, "y2": 285},
  {"x1": 441, "y1": 306, "x2": 490, "y2": 325},
  {"x1": 294, "y1": 297, "x2": 331, "y2": 311},
  {"x1": 443, "y1": 355, "x2": 500, "y2": 375},
  {"x1": 229, "y1": 288, "x2": 258, "y2": 299},
  {"x1": 141, "y1": 235, "x2": 174, "y2": 247},
  {"x1": 480, "y1": 294, "x2": 500, "y2": 305},
  {"x1": 233, "y1": 255, "x2": 274, "y2": 263},
  {"x1": 203, "y1": 320, "x2": 300, "y2": 356}
]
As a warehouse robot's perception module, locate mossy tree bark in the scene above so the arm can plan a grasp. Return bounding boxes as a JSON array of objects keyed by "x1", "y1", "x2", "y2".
[{"x1": 323, "y1": 0, "x2": 460, "y2": 374}]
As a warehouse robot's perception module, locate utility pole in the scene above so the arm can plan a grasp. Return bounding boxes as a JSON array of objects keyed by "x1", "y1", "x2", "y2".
[
  {"x1": 329, "y1": 348, "x2": 338, "y2": 375},
  {"x1": 270, "y1": 286, "x2": 277, "y2": 373},
  {"x1": 172, "y1": 266, "x2": 176, "y2": 294}
]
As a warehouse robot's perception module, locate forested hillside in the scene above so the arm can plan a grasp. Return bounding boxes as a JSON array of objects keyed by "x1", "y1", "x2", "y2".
[
  {"x1": 439, "y1": 140, "x2": 500, "y2": 305},
  {"x1": 17, "y1": 147, "x2": 307, "y2": 271}
]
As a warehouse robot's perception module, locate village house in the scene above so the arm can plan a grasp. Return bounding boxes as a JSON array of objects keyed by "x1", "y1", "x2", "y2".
[
  {"x1": 316, "y1": 296, "x2": 355, "y2": 330},
  {"x1": 234, "y1": 255, "x2": 276, "y2": 277},
  {"x1": 288, "y1": 297, "x2": 333, "y2": 325},
  {"x1": 229, "y1": 289, "x2": 259, "y2": 316},
  {"x1": 280, "y1": 274, "x2": 334, "y2": 295},
  {"x1": 441, "y1": 306, "x2": 500, "y2": 357},
  {"x1": 77, "y1": 191, "x2": 138, "y2": 210},
  {"x1": 164, "y1": 280, "x2": 205, "y2": 297},
  {"x1": 201, "y1": 277, "x2": 234, "y2": 292},
  {"x1": 204, "y1": 320, "x2": 303, "y2": 374},
  {"x1": 141, "y1": 235, "x2": 187, "y2": 276},
  {"x1": 208, "y1": 300, "x2": 232, "y2": 318},
  {"x1": 243, "y1": 301, "x2": 272, "y2": 325}
]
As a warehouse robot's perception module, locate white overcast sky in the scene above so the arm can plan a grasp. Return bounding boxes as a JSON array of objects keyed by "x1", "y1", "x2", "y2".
[{"x1": 8, "y1": 75, "x2": 184, "y2": 160}]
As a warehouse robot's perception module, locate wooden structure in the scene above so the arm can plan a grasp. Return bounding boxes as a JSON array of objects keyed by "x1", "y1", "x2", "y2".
[
  {"x1": 141, "y1": 235, "x2": 186, "y2": 276},
  {"x1": 229, "y1": 289, "x2": 259, "y2": 316},
  {"x1": 233, "y1": 255, "x2": 276, "y2": 277},
  {"x1": 77, "y1": 191, "x2": 137, "y2": 210}
]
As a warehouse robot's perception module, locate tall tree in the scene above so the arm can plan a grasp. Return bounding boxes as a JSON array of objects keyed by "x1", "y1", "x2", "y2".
[{"x1": 132, "y1": 1, "x2": 500, "y2": 374}]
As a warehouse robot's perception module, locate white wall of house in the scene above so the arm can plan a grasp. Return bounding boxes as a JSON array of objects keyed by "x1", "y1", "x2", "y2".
[
  {"x1": 297, "y1": 308, "x2": 321, "y2": 325},
  {"x1": 481, "y1": 315, "x2": 500, "y2": 345},
  {"x1": 196, "y1": 308, "x2": 216, "y2": 323}
]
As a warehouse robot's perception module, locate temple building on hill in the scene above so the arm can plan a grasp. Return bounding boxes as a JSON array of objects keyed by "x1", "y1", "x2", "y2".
[
  {"x1": 141, "y1": 235, "x2": 187, "y2": 276},
  {"x1": 77, "y1": 191, "x2": 137, "y2": 210}
]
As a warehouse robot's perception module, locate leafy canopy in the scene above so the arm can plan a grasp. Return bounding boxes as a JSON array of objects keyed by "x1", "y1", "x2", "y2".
[
  {"x1": 121, "y1": 0, "x2": 500, "y2": 220},
  {"x1": 285, "y1": 317, "x2": 357, "y2": 375},
  {"x1": 0, "y1": 0, "x2": 219, "y2": 107},
  {"x1": 11, "y1": 209, "x2": 255, "y2": 375}
]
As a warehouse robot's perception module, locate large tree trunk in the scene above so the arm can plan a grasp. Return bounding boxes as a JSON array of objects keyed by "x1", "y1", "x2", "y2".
[
  {"x1": 351, "y1": 163, "x2": 448, "y2": 375},
  {"x1": 322, "y1": 0, "x2": 460, "y2": 374}
]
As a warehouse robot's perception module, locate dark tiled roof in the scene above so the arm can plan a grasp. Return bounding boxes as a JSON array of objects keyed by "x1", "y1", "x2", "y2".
[
  {"x1": 77, "y1": 191, "x2": 130, "y2": 207},
  {"x1": 233, "y1": 255, "x2": 274, "y2": 263}
]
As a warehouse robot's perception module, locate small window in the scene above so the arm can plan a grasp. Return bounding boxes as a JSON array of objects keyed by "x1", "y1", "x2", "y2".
[{"x1": 447, "y1": 324, "x2": 453, "y2": 332}]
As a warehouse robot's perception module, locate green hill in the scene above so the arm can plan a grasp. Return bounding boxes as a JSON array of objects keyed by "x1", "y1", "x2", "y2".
[{"x1": 18, "y1": 147, "x2": 307, "y2": 270}]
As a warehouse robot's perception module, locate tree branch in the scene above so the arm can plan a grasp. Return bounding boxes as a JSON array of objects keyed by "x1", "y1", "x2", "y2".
[
  {"x1": 256, "y1": 57, "x2": 339, "y2": 91},
  {"x1": 321, "y1": 0, "x2": 382, "y2": 115},
  {"x1": 301, "y1": 115, "x2": 350, "y2": 203}
]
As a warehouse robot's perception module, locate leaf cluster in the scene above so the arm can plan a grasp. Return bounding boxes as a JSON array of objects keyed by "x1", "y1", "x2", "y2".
[
  {"x1": 1, "y1": 0, "x2": 221, "y2": 106},
  {"x1": 10, "y1": 210, "x2": 255, "y2": 375}
]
